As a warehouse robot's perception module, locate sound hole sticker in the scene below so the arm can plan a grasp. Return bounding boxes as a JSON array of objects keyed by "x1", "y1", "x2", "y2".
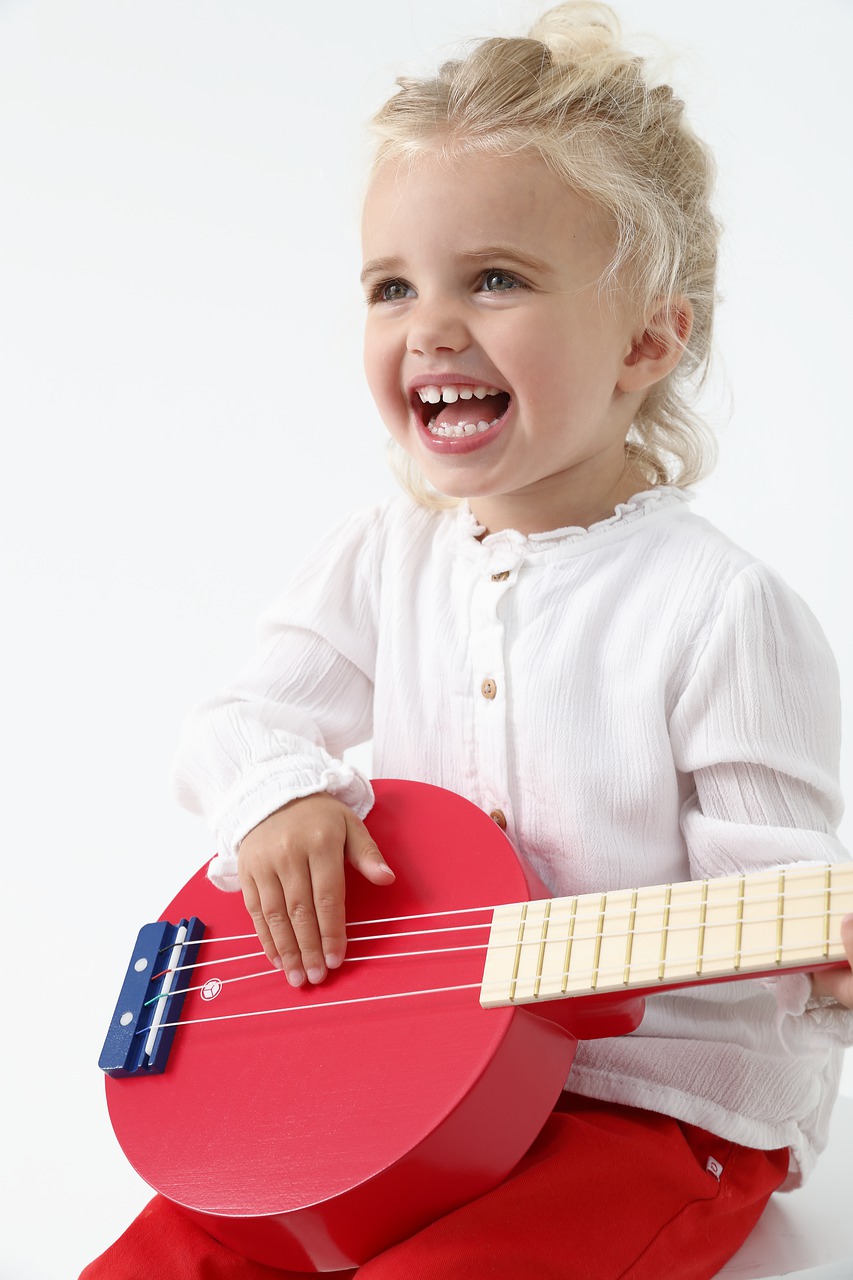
[{"x1": 201, "y1": 978, "x2": 223, "y2": 1001}]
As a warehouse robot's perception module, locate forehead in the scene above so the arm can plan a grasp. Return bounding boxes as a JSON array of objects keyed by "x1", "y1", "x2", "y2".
[{"x1": 361, "y1": 149, "x2": 611, "y2": 263}]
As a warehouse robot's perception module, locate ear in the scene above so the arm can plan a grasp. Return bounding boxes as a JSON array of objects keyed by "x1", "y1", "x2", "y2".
[{"x1": 617, "y1": 298, "x2": 694, "y2": 393}]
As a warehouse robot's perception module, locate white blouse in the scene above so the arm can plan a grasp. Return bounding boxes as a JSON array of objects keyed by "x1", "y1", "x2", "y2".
[{"x1": 172, "y1": 487, "x2": 852, "y2": 1186}]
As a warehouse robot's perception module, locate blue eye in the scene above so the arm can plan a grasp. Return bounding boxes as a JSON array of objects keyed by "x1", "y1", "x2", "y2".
[{"x1": 481, "y1": 270, "x2": 519, "y2": 292}]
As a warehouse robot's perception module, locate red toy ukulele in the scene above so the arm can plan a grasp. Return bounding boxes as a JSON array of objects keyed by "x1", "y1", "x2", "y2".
[{"x1": 100, "y1": 780, "x2": 852, "y2": 1272}]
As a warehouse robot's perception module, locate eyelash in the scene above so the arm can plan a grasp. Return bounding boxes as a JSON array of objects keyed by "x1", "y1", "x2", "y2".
[
  {"x1": 366, "y1": 269, "x2": 526, "y2": 306},
  {"x1": 481, "y1": 269, "x2": 523, "y2": 293},
  {"x1": 367, "y1": 279, "x2": 412, "y2": 305}
]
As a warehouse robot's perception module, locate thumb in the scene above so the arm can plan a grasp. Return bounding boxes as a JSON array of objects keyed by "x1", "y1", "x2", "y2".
[
  {"x1": 344, "y1": 813, "x2": 396, "y2": 884},
  {"x1": 810, "y1": 914, "x2": 853, "y2": 1008}
]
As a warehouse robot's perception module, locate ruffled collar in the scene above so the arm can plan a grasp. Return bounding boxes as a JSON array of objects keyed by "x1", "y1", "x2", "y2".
[{"x1": 453, "y1": 487, "x2": 693, "y2": 561}]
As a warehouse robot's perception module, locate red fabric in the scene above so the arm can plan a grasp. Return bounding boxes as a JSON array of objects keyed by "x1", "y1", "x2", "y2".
[{"x1": 81, "y1": 1095, "x2": 788, "y2": 1280}]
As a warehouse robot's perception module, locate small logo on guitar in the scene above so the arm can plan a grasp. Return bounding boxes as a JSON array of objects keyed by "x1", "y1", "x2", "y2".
[{"x1": 201, "y1": 978, "x2": 223, "y2": 1001}]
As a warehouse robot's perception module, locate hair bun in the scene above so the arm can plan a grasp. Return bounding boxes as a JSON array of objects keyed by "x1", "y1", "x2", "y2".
[{"x1": 528, "y1": 2, "x2": 624, "y2": 69}]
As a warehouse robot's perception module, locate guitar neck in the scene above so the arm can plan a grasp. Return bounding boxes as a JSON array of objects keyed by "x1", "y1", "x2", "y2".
[{"x1": 480, "y1": 863, "x2": 853, "y2": 1008}]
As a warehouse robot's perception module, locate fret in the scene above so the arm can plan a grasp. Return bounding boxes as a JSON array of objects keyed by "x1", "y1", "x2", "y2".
[
  {"x1": 560, "y1": 897, "x2": 578, "y2": 996},
  {"x1": 618, "y1": 883, "x2": 669, "y2": 986},
  {"x1": 593, "y1": 889, "x2": 638, "y2": 994},
  {"x1": 591, "y1": 894, "x2": 607, "y2": 990},
  {"x1": 647, "y1": 881, "x2": 708, "y2": 982},
  {"x1": 479, "y1": 902, "x2": 530, "y2": 1006},
  {"x1": 623, "y1": 888, "x2": 638, "y2": 985},
  {"x1": 510, "y1": 899, "x2": 559, "y2": 1003},
  {"x1": 733, "y1": 875, "x2": 746, "y2": 971},
  {"x1": 479, "y1": 863, "x2": 853, "y2": 1009},
  {"x1": 559, "y1": 891, "x2": 605, "y2": 996},
  {"x1": 508, "y1": 903, "x2": 528, "y2": 1002},
  {"x1": 775, "y1": 870, "x2": 786, "y2": 965},
  {"x1": 533, "y1": 901, "x2": 551, "y2": 999},
  {"x1": 696, "y1": 880, "x2": 709, "y2": 976},
  {"x1": 775, "y1": 868, "x2": 835, "y2": 965},
  {"x1": 737, "y1": 870, "x2": 778, "y2": 975},
  {"x1": 658, "y1": 884, "x2": 673, "y2": 981},
  {"x1": 526, "y1": 901, "x2": 557, "y2": 1001},
  {"x1": 480, "y1": 902, "x2": 526, "y2": 1006},
  {"x1": 702, "y1": 876, "x2": 739, "y2": 973}
]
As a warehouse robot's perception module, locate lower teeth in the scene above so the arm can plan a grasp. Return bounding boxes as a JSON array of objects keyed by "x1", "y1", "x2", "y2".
[{"x1": 428, "y1": 417, "x2": 499, "y2": 439}]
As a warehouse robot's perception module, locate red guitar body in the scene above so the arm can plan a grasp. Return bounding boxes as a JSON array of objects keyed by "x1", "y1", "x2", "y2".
[{"x1": 105, "y1": 781, "x2": 644, "y2": 1271}]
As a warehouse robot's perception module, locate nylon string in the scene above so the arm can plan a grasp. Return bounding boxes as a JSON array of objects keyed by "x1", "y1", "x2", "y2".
[
  {"x1": 151, "y1": 883, "x2": 850, "y2": 983},
  {"x1": 136, "y1": 883, "x2": 849, "y2": 1032}
]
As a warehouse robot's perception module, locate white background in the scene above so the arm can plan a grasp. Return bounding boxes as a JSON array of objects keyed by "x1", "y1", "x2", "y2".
[{"x1": 1, "y1": 1, "x2": 851, "y2": 1276}]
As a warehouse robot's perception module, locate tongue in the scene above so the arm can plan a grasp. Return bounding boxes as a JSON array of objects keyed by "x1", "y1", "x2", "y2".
[{"x1": 433, "y1": 392, "x2": 508, "y2": 427}]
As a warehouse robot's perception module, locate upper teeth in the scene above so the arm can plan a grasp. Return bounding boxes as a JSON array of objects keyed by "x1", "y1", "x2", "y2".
[{"x1": 416, "y1": 384, "x2": 501, "y2": 404}]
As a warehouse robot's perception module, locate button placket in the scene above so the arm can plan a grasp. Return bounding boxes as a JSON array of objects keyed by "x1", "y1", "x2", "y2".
[{"x1": 468, "y1": 558, "x2": 518, "y2": 834}]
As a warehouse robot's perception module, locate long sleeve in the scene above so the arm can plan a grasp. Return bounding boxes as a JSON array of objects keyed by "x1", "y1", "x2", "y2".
[
  {"x1": 670, "y1": 561, "x2": 845, "y2": 875},
  {"x1": 669, "y1": 561, "x2": 853, "y2": 1045},
  {"x1": 171, "y1": 506, "x2": 384, "y2": 889}
]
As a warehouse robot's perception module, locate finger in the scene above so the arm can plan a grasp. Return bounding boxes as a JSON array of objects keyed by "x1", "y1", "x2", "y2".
[
  {"x1": 811, "y1": 965, "x2": 853, "y2": 1009},
  {"x1": 344, "y1": 813, "x2": 395, "y2": 885},
  {"x1": 282, "y1": 865, "x2": 329, "y2": 986},
  {"x1": 250, "y1": 872, "x2": 307, "y2": 988},
  {"x1": 810, "y1": 914, "x2": 853, "y2": 1007},
  {"x1": 239, "y1": 874, "x2": 280, "y2": 969},
  {"x1": 842, "y1": 914, "x2": 853, "y2": 966},
  {"x1": 308, "y1": 852, "x2": 348, "y2": 973},
  {"x1": 833, "y1": 914, "x2": 853, "y2": 1008}
]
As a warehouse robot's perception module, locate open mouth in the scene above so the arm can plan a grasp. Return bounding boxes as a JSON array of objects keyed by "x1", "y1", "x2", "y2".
[{"x1": 412, "y1": 383, "x2": 512, "y2": 440}]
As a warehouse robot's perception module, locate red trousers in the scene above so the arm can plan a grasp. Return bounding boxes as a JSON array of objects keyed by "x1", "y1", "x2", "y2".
[{"x1": 81, "y1": 1094, "x2": 789, "y2": 1280}]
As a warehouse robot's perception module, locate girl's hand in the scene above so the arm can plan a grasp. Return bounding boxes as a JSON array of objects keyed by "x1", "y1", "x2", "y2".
[
  {"x1": 810, "y1": 914, "x2": 853, "y2": 1008},
  {"x1": 237, "y1": 792, "x2": 395, "y2": 988}
]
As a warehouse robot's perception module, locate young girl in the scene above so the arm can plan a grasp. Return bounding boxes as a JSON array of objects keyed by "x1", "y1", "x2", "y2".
[{"x1": 83, "y1": 3, "x2": 853, "y2": 1278}]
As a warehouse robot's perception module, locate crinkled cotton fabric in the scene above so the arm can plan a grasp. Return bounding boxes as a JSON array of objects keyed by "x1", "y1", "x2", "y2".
[{"x1": 172, "y1": 487, "x2": 852, "y2": 1187}]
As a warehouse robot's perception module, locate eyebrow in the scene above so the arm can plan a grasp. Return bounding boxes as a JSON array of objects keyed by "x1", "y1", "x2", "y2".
[
  {"x1": 458, "y1": 246, "x2": 552, "y2": 274},
  {"x1": 360, "y1": 246, "x2": 552, "y2": 285},
  {"x1": 360, "y1": 256, "x2": 403, "y2": 285}
]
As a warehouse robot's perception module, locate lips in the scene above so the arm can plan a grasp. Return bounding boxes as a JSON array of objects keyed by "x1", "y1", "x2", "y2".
[{"x1": 409, "y1": 379, "x2": 512, "y2": 448}]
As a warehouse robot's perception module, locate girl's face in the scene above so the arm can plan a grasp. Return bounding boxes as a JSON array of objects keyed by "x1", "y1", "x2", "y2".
[{"x1": 361, "y1": 149, "x2": 676, "y2": 536}]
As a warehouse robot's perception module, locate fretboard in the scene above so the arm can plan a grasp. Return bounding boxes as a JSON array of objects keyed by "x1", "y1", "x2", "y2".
[{"x1": 480, "y1": 863, "x2": 853, "y2": 1008}]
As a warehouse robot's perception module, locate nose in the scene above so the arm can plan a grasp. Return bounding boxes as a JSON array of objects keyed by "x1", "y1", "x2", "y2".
[{"x1": 406, "y1": 294, "x2": 470, "y2": 357}]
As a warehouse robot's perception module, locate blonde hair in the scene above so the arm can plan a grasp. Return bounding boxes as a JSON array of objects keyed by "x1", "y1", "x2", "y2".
[{"x1": 369, "y1": 1, "x2": 720, "y2": 508}]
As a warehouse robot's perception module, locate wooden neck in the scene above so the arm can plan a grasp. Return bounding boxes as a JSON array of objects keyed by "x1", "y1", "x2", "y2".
[{"x1": 480, "y1": 863, "x2": 853, "y2": 1008}]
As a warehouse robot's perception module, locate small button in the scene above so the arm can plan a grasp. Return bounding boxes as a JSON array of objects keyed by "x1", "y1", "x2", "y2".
[
  {"x1": 489, "y1": 809, "x2": 507, "y2": 829},
  {"x1": 481, "y1": 678, "x2": 497, "y2": 699},
  {"x1": 491, "y1": 570, "x2": 510, "y2": 582}
]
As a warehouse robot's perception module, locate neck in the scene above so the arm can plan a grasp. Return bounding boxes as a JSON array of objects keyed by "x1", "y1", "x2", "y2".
[
  {"x1": 480, "y1": 863, "x2": 853, "y2": 1008},
  {"x1": 469, "y1": 454, "x2": 648, "y2": 538}
]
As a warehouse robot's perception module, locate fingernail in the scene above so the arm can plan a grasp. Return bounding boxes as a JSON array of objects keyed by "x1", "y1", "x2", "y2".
[
  {"x1": 306, "y1": 966, "x2": 325, "y2": 984},
  {"x1": 287, "y1": 969, "x2": 305, "y2": 988},
  {"x1": 272, "y1": 956, "x2": 283, "y2": 970},
  {"x1": 378, "y1": 862, "x2": 395, "y2": 877},
  {"x1": 325, "y1": 952, "x2": 342, "y2": 969}
]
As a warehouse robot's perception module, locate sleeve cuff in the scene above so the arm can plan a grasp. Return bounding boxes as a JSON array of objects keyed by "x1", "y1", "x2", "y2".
[
  {"x1": 205, "y1": 762, "x2": 375, "y2": 892},
  {"x1": 767, "y1": 972, "x2": 853, "y2": 1051}
]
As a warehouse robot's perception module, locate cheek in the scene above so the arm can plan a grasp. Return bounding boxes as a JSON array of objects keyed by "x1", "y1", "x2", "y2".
[
  {"x1": 515, "y1": 325, "x2": 615, "y2": 415},
  {"x1": 363, "y1": 326, "x2": 405, "y2": 422},
  {"x1": 363, "y1": 327, "x2": 388, "y2": 397},
  {"x1": 512, "y1": 345, "x2": 569, "y2": 410},
  {"x1": 493, "y1": 317, "x2": 572, "y2": 400}
]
